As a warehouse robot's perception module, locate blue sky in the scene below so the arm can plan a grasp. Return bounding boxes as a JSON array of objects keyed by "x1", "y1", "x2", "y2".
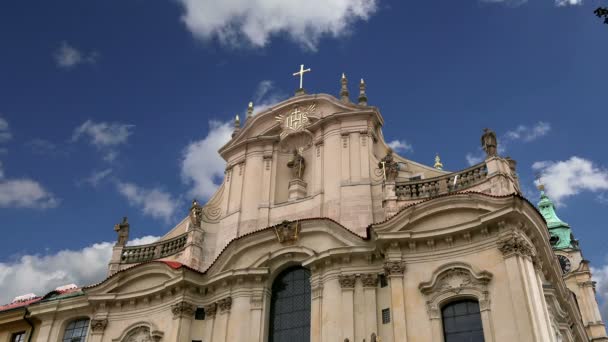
[{"x1": 1, "y1": 0, "x2": 608, "y2": 312}]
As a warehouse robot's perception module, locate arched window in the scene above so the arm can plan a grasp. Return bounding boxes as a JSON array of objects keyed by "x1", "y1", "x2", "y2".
[
  {"x1": 268, "y1": 267, "x2": 311, "y2": 342},
  {"x1": 62, "y1": 318, "x2": 90, "y2": 342},
  {"x1": 442, "y1": 300, "x2": 484, "y2": 342}
]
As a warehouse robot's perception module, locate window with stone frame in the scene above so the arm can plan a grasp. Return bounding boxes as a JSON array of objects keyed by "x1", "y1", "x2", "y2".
[
  {"x1": 62, "y1": 318, "x2": 90, "y2": 342},
  {"x1": 441, "y1": 300, "x2": 485, "y2": 342},
  {"x1": 11, "y1": 331, "x2": 25, "y2": 342}
]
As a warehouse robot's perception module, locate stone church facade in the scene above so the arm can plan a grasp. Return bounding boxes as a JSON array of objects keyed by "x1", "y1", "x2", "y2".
[{"x1": 1, "y1": 75, "x2": 607, "y2": 342}]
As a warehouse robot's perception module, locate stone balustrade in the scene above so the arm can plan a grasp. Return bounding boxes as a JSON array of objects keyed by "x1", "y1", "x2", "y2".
[
  {"x1": 395, "y1": 162, "x2": 488, "y2": 200},
  {"x1": 121, "y1": 233, "x2": 188, "y2": 264}
]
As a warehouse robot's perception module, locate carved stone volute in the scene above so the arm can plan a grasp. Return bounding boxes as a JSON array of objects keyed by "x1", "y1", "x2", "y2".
[
  {"x1": 384, "y1": 260, "x2": 406, "y2": 276},
  {"x1": 171, "y1": 301, "x2": 196, "y2": 319},
  {"x1": 218, "y1": 297, "x2": 233, "y2": 314},
  {"x1": 90, "y1": 318, "x2": 108, "y2": 334},
  {"x1": 497, "y1": 231, "x2": 535, "y2": 259},
  {"x1": 361, "y1": 273, "x2": 378, "y2": 288},
  {"x1": 204, "y1": 303, "x2": 217, "y2": 318},
  {"x1": 338, "y1": 274, "x2": 356, "y2": 289}
]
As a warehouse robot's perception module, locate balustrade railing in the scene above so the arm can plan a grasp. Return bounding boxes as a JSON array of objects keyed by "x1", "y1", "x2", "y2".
[
  {"x1": 395, "y1": 163, "x2": 488, "y2": 200},
  {"x1": 121, "y1": 232, "x2": 188, "y2": 264}
]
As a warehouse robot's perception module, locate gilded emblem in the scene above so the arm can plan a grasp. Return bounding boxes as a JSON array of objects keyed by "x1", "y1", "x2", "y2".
[{"x1": 275, "y1": 103, "x2": 316, "y2": 140}]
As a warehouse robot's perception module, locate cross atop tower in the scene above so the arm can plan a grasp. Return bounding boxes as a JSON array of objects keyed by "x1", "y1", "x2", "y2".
[{"x1": 292, "y1": 64, "x2": 311, "y2": 92}]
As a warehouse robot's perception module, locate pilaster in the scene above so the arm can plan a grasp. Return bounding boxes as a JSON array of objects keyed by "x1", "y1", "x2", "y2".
[
  {"x1": 170, "y1": 301, "x2": 195, "y2": 342},
  {"x1": 202, "y1": 303, "x2": 217, "y2": 342},
  {"x1": 384, "y1": 260, "x2": 407, "y2": 341},
  {"x1": 339, "y1": 274, "x2": 356, "y2": 341},
  {"x1": 88, "y1": 318, "x2": 108, "y2": 342},
  {"x1": 361, "y1": 273, "x2": 379, "y2": 338}
]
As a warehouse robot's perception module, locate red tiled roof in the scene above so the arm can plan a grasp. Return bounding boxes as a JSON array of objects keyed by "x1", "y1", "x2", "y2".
[{"x1": 0, "y1": 296, "x2": 42, "y2": 313}]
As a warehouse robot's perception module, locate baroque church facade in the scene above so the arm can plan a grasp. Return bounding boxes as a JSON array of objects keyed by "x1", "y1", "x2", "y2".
[{"x1": 1, "y1": 71, "x2": 607, "y2": 342}]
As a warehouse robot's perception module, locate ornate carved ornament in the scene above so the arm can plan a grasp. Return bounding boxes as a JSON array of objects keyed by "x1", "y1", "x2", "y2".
[
  {"x1": 273, "y1": 220, "x2": 301, "y2": 244},
  {"x1": 90, "y1": 318, "x2": 108, "y2": 334},
  {"x1": 419, "y1": 262, "x2": 493, "y2": 319},
  {"x1": 189, "y1": 199, "x2": 203, "y2": 229},
  {"x1": 361, "y1": 273, "x2": 378, "y2": 288},
  {"x1": 218, "y1": 297, "x2": 233, "y2": 313},
  {"x1": 275, "y1": 103, "x2": 317, "y2": 141},
  {"x1": 338, "y1": 274, "x2": 356, "y2": 289},
  {"x1": 120, "y1": 326, "x2": 164, "y2": 342},
  {"x1": 497, "y1": 231, "x2": 535, "y2": 259},
  {"x1": 171, "y1": 301, "x2": 196, "y2": 319},
  {"x1": 204, "y1": 303, "x2": 217, "y2": 318},
  {"x1": 384, "y1": 260, "x2": 406, "y2": 276}
]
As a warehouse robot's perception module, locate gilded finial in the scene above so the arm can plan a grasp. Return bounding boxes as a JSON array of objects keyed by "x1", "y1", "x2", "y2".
[
  {"x1": 434, "y1": 153, "x2": 443, "y2": 170},
  {"x1": 247, "y1": 102, "x2": 254, "y2": 118},
  {"x1": 358, "y1": 78, "x2": 367, "y2": 106},
  {"x1": 234, "y1": 114, "x2": 240, "y2": 128},
  {"x1": 340, "y1": 72, "x2": 349, "y2": 103}
]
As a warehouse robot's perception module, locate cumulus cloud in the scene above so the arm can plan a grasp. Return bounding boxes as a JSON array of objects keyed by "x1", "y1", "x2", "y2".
[
  {"x1": 116, "y1": 181, "x2": 179, "y2": 222},
  {"x1": 53, "y1": 41, "x2": 99, "y2": 69},
  {"x1": 25, "y1": 138, "x2": 66, "y2": 157},
  {"x1": 533, "y1": 156, "x2": 608, "y2": 205},
  {"x1": 176, "y1": 0, "x2": 378, "y2": 50},
  {"x1": 72, "y1": 120, "x2": 134, "y2": 162},
  {"x1": 466, "y1": 151, "x2": 485, "y2": 166},
  {"x1": 555, "y1": 0, "x2": 582, "y2": 6},
  {"x1": 0, "y1": 116, "x2": 11, "y2": 143},
  {"x1": 387, "y1": 140, "x2": 414, "y2": 154},
  {"x1": 0, "y1": 179, "x2": 59, "y2": 209},
  {"x1": 592, "y1": 264, "x2": 608, "y2": 322},
  {"x1": 504, "y1": 122, "x2": 551, "y2": 143},
  {"x1": 0, "y1": 236, "x2": 158, "y2": 305},
  {"x1": 251, "y1": 80, "x2": 287, "y2": 114},
  {"x1": 181, "y1": 121, "x2": 232, "y2": 199}
]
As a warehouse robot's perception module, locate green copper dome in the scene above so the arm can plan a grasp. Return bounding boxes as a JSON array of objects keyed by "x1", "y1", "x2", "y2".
[{"x1": 537, "y1": 188, "x2": 576, "y2": 250}]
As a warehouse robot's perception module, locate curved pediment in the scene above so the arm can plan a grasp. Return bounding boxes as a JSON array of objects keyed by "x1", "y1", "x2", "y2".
[
  {"x1": 219, "y1": 93, "x2": 382, "y2": 158},
  {"x1": 206, "y1": 218, "x2": 371, "y2": 275},
  {"x1": 85, "y1": 262, "x2": 182, "y2": 297},
  {"x1": 374, "y1": 192, "x2": 517, "y2": 235}
]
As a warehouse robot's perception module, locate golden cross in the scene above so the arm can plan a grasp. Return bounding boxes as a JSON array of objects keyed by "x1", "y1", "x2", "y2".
[{"x1": 292, "y1": 64, "x2": 311, "y2": 89}]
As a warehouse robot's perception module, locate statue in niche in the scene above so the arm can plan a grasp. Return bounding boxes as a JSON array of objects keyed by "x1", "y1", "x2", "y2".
[
  {"x1": 189, "y1": 199, "x2": 202, "y2": 229},
  {"x1": 378, "y1": 148, "x2": 399, "y2": 181},
  {"x1": 114, "y1": 216, "x2": 130, "y2": 247},
  {"x1": 481, "y1": 128, "x2": 498, "y2": 157},
  {"x1": 287, "y1": 148, "x2": 306, "y2": 180}
]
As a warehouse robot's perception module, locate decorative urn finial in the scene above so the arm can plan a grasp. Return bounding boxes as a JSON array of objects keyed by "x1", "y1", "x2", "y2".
[
  {"x1": 434, "y1": 154, "x2": 443, "y2": 170},
  {"x1": 340, "y1": 72, "x2": 349, "y2": 103},
  {"x1": 247, "y1": 102, "x2": 254, "y2": 119},
  {"x1": 232, "y1": 114, "x2": 241, "y2": 138},
  {"x1": 358, "y1": 78, "x2": 368, "y2": 106}
]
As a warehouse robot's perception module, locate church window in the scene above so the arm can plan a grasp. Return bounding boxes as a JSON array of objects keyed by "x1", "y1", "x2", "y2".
[
  {"x1": 195, "y1": 307, "x2": 205, "y2": 320},
  {"x1": 11, "y1": 332, "x2": 25, "y2": 342},
  {"x1": 268, "y1": 267, "x2": 311, "y2": 342},
  {"x1": 62, "y1": 318, "x2": 90, "y2": 342},
  {"x1": 441, "y1": 300, "x2": 484, "y2": 342},
  {"x1": 379, "y1": 274, "x2": 388, "y2": 288},
  {"x1": 382, "y1": 308, "x2": 391, "y2": 324}
]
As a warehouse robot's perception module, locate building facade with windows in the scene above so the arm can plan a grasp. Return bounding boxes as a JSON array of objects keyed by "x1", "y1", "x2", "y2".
[{"x1": 0, "y1": 75, "x2": 606, "y2": 342}]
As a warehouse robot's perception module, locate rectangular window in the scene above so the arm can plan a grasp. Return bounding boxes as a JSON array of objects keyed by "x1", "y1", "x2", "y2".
[
  {"x1": 195, "y1": 307, "x2": 205, "y2": 320},
  {"x1": 379, "y1": 274, "x2": 388, "y2": 288},
  {"x1": 382, "y1": 308, "x2": 391, "y2": 324},
  {"x1": 11, "y1": 332, "x2": 26, "y2": 342}
]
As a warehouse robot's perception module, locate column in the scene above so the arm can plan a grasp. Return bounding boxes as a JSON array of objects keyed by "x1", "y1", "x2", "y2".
[
  {"x1": 170, "y1": 301, "x2": 195, "y2": 342},
  {"x1": 321, "y1": 270, "x2": 341, "y2": 341},
  {"x1": 384, "y1": 261, "x2": 408, "y2": 341},
  {"x1": 211, "y1": 297, "x2": 232, "y2": 342},
  {"x1": 311, "y1": 273, "x2": 323, "y2": 342},
  {"x1": 34, "y1": 319, "x2": 54, "y2": 342},
  {"x1": 249, "y1": 290, "x2": 266, "y2": 342},
  {"x1": 339, "y1": 275, "x2": 356, "y2": 341},
  {"x1": 227, "y1": 294, "x2": 249, "y2": 341},
  {"x1": 361, "y1": 273, "x2": 379, "y2": 337},
  {"x1": 202, "y1": 303, "x2": 217, "y2": 342}
]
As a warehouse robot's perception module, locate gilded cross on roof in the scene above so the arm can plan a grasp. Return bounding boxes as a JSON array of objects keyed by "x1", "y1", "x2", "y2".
[{"x1": 292, "y1": 64, "x2": 311, "y2": 90}]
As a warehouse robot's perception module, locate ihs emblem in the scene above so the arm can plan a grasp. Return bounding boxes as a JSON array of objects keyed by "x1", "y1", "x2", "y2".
[{"x1": 275, "y1": 103, "x2": 316, "y2": 140}]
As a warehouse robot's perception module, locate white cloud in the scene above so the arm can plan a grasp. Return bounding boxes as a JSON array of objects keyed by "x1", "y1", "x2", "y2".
[
  {"x1": 251, "y1": 80, "x2": 286, "y2": 115},
  {"x1": 592, "y1": 264, "x2": 608, "y2": 323},
  {"x1": 176, "y1": 0, "x2": 378, "y2": 51},
  {"x1": 466, "y1": 152, "x2": 485, "y2": 166},
  {"x1": 598, "y1": 193, "x2": 608, "y2": 205},
  {"x1": 53, "y1": 41, "x2": 98, "y2": 69},
  {"x1": 387, "y1": 140, "x2": 414, "y2": 154},
  {"x1": 555, "y1": 0, "x2": 582, "y2": 6},
  {"x1": 504, "y1": 122, "x2": 551, "y2": 143},
  {"x1": 181, "y1": 120, "x2": 232, "y2": 199},
  {"x1": 533, "y1": 156, "x2": 608, "y2": 205},
  {"x1": 0, "y1": 235, "x2": 158, "y2": 305},
  {"x1": 72, "y1": 120, "x2": 134, "y2": 162},
  {"x1": 116, "y1": 181, "x2": 179, "y2": 222},
  {"x1": 80, "y1": 169, "x2": 113, "y2": 187},
  {"x1": 0, "y1": 179, "x2": 59, "y2": 209},
  {"x1": 0, "y1": 161, "x2": 3, "y2": 179},
  {"x1": 0, "y1": 116, "x2": 11, "y2": 143}
]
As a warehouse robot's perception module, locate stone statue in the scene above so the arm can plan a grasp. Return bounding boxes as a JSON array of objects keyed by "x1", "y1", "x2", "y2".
[
  {"x1": 287, "y1": 148, "x2": 306, "y2": 180},
  {"x1": 378, "y1": 148, "x2": 399, "y2": 181},
  {"x1": 189, "y1": 199, "x2": 203, "y2": 229},
  {"x1": 114, "y1": 216, "x2": 130, "y2": 247},
  {"x1": 481, "y1": 128, "x2": 498, "y2": 157},
  {"x1": 370, "y1": 333, "x2": 377, "y2": 342}
]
